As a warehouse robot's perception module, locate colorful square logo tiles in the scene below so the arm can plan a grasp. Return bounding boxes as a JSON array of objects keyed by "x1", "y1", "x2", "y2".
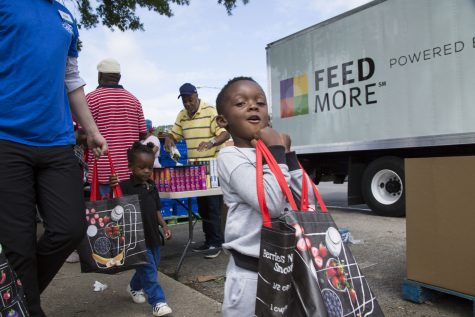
[{"x1": 280, "y1": 74, "x2": 308, "y2": 118}]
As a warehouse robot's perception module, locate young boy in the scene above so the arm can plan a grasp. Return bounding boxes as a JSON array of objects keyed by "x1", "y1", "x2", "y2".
[
  {"x1": 110, "y1": 142, "x2": 172, "y2": 317},
  {"x1": 215, "y1": 77, "x2": 313, "y2": 316}
]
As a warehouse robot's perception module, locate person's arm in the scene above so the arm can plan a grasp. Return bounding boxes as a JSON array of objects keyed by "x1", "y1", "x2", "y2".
[
  {"x1": 156, "y1": 211, "x2": 172, "y2": 240},
  {"x1": 153, "y1": 191, "x2": 171, "y2": 239},
  {"x1": 165, "y1": 114, "x2": 183, "y2": 151},
  {"x1": 214, "y1": 130, "x2": 231, "y2": 146},
  {"x1": 108, "y1": 174, "x2": 120, "y2": 197},
  {"x1": 152, "y1": 145, "x2": 159, "y2": 155},
  {"x1": 65, "y1": 57, "x2": 85, "y2": 93},
  {"x1": 197, "y1": 130, "x2": 230, "y2": 152},
  {"x1": 149, "y1": 136, "x2": 160, "y2": 156},
  {"x1": 69, "y1": 87, "x2": 107, "y2": 158},
  {"x1": 164, "y1": 134, "x2": 176, "y2": 152},
  {"x1": 197, "y1": 113, "x2": 230, "y2": 151},
  {"x1": 64, "y1": 18, "x2": 107, "y2": 157}
]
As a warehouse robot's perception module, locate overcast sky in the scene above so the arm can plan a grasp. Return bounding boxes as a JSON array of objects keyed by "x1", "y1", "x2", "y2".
[{"x1": 72, "y1": 0, "x2": 371, "y2": 126}]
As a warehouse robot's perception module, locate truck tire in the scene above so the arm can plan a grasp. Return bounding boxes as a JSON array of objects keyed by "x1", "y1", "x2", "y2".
[{"x1": 361, "y1": 156, "x2": 405, "y2": 217}]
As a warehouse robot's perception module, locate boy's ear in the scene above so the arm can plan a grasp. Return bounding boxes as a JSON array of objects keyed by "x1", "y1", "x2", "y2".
[{"x1": 216, "y1": 115, "x2": 228, "y2": 129}]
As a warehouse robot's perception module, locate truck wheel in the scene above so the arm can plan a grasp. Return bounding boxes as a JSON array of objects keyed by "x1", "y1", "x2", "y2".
[{"x1": 361, "y1": 156, "x2": 405, "y2": 217}]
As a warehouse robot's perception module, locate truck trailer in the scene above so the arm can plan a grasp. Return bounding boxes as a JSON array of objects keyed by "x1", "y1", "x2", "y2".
[{"x1": 266, "y1": 0, "x2": 475, "y2": 217}]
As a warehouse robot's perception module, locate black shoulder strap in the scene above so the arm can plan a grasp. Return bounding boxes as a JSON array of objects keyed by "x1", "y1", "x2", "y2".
[{"x1": 229, "y1": 249, "x2": 259, "y2": 272}]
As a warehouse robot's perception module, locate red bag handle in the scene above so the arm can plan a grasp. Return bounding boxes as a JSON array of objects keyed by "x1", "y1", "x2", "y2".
[
  {"x1": 300, "y1": 164, "x2": 309, "y2": 211},
  {"x1": 299, "y1": 165, "x2": 328, "y2": 213},
  {"x1": 255, "y1": 140, "x2": 328, "y2": 216},
  {"x1": 90, "y1": 153, "x2": 123, "y2": 201},
  {"x1": 255, "y1": 141, "x2": 298, "y2": 228},
  {"x1": 107, "y1": 153, "x2": 123, "y2": 198},
  {"x1": 256, "y1": 142, "x2": 271, "y2": 227},
  {"x1": 90, "y1": 157, "x2": 100, "y2": 201},
  {"x1": 256, "y1": 141, "x2": 330, "y2": 213},
  {"x1": 256, "y1": 141, "x2": 298, "y2": 210},
  {"x1": 84, "y1": 148, "x2": 89, "y2": 163}
]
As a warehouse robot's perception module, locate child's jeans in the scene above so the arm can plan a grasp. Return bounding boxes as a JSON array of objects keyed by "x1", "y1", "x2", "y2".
[
  {"x1": 99, "y1": 184, "x2": 110, "y2": 199},
  {"x1": 129, "y1": 246, "x2": 167, "y2": 305}
]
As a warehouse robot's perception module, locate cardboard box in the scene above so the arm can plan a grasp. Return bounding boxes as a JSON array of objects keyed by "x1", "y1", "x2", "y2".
[{"x1": 405, "y1": 156, "x2": 475, "y2": 296}]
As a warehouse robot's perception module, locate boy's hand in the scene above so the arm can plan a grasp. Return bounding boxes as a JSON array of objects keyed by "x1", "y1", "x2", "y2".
[
  {"x1": 109, "y1": 174, "x2": 119, "y2": 187},
  {"x1": 255, "y1": 127, "x2": 284, "y2": 147},
  {"x1": 280, "y1": 133, "x2": 292, "y2": 153},
  {"x1": 162, "y1": 226, "x2": 172, "y2": 240}
]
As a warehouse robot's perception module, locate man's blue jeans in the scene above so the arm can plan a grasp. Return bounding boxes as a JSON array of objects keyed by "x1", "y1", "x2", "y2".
[{"x1": 129, "y1": 246, "x2": 166, "y2": 305}]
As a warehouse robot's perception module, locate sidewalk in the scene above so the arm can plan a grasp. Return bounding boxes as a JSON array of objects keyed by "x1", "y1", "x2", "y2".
[
  {"x1": 42, "y1": 263, "x2": 221, "y2": 317},
  {"x1": 40, "y1": 221, "x2": 223, "y2": 317}
]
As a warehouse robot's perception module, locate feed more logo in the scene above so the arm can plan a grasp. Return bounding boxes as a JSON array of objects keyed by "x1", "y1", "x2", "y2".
[
  {"x1": 315, "y1": 58, "x2": 378, "y2": 113},
  {"x1": 280, "y1": 57, "x2": 381, "y2": 118},
  {"x1": 280, "y1": 74, "x2": 309, "y2": 118}
]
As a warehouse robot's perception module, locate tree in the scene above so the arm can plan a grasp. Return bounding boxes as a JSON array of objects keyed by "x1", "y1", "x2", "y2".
[{"x1": 72, "y1": 0, "x2": 249, "y2": 31}]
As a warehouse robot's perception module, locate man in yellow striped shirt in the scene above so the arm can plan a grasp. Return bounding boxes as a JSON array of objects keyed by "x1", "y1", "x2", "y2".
[{"x1": 165, "y1": 83, "x2": 230, "y2": 258}]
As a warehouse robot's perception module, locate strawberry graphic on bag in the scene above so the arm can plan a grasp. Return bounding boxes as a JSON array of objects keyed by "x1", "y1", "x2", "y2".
[{"x1": 0, "y1": 270, "x2": 6, "y2": 284}]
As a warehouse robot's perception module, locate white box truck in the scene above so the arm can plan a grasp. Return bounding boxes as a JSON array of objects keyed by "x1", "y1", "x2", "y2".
[{"x1": 266, "y1": 0, "x2": 475, "y2": 217}]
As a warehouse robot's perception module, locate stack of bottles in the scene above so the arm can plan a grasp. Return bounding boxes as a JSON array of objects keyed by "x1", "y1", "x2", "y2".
[
  {"x1": 153, "y1": 138, "x2": 216, "y2": 219},
  {"x1": 153, "y1": 159, "x2": 220, "y2": 192},
  {"x1": 189, "y1": 159, "x2": 219, "y2": 188},
  {"x1": 154, "y1": 166, "x2": 207, "y2": 192}
]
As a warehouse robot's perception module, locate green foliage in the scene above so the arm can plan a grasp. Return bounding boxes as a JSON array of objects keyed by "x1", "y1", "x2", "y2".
[
  {"x1": 218, "y1": 0, "x2": 249, "y2": 14},
  {"x1": 71, "y1": 0, "x2": 249, "y2": 31}
]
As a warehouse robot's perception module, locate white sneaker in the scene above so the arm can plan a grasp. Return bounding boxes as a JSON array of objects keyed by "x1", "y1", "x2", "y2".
[
  {"x1": 126, "y1": 285, "x2": 146, "y2": 304},
  {"x1": 153, "y1": 303, "x2": 172, "y2": 316},
  {"x1": 65, "y1": 250, "x2": 80, "y2": 263}
]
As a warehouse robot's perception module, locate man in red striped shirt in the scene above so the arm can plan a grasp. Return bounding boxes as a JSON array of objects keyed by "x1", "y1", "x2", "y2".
[{"x1": 86, "y1": 58, "x2": 147, "y2": 197}]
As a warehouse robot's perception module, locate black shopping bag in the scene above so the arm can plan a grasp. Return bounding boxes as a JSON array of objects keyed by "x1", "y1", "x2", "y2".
[
  {"x1": 77, "y1": 154, "x2": 148, "y2": 274},
  {"x1": 255, "y1": 219, "x2": 298, "y2": 317},
  {"x1": 0, "y1": 244, "x2": 30, "y2": 317},
  {"x1": 254, "y1": 141, "x2": 302, "y2": 317},
  {"x1": 255, "y1": 140, "x2": 384, "y2": 317}
]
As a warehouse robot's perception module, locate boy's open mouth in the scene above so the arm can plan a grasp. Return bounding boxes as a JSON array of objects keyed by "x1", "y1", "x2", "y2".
[{"x1": 247, "y1": 115, "x2": 261, "y2": 123}]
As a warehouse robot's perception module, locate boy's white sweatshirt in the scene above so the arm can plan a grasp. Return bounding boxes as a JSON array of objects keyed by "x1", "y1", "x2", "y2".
[{"x1": 217, "y1": 146, "x2": 310, "y2": 259}]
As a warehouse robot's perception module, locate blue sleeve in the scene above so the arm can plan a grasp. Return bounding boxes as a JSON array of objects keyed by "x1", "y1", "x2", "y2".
[{"x1": 68, "y1": 18, "x2": 79, "y2": 58}]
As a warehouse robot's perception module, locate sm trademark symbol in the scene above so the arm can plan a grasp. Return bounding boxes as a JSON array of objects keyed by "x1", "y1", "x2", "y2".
[{"x1": 378, "y1": 81, "x2": 386, "y2": 87}]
